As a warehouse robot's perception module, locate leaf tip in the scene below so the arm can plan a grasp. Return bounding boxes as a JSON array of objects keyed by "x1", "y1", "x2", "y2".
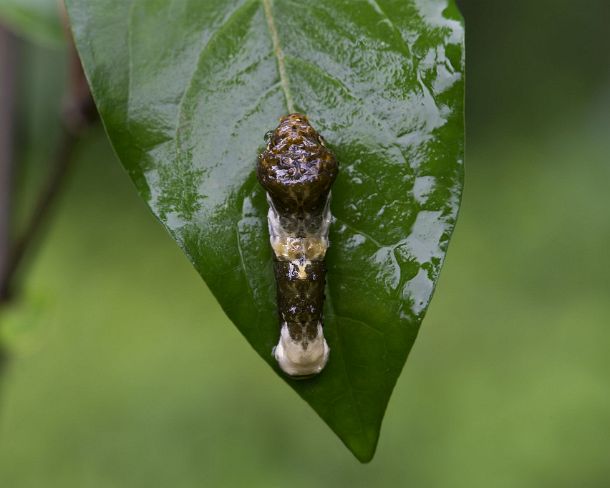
[{"x1": 341, "y1": 427, "x2": 381, "y2": 464}]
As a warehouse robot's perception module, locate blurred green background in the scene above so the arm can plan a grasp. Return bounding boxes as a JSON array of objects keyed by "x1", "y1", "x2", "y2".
[{"x1": 1, "y1": 0, "x2": 610, "y2": 486}]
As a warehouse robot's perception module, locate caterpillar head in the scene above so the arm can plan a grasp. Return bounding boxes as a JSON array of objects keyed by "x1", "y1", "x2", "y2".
[{"x1": 257, "y1": 113, "x2": 338, "y2": 216}]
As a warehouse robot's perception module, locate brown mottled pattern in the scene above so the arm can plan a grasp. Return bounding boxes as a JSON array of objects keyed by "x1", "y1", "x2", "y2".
[
  {"x1": 274, "y1": 261, "x2": 326, "y2": 346},
  {"x1": 257, "y1": 113, "x2": 338, "y2": 221},
  {"x1": 257, "y1": 113, "x2": 338, "y2": 360}
]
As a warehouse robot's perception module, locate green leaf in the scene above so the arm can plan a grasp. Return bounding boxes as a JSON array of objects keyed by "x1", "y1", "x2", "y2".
[
  {"x1": 66, "y1": 0, "x2": 464, "y2": 462},
  {"x1": 0, "y1": 0, "x2": 64, "y2": 47}
]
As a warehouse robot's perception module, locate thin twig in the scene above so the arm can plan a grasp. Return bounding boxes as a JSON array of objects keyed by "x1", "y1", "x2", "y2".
[
  {"x1": 0, "y1": 25, "x2": 17, "y2": 304},
  {"x1": 0, "y1": 129, "x2": 76, "y2": 302},
  {"x1": 0, "y1": 25, "x2": 97, "y2": 304}
]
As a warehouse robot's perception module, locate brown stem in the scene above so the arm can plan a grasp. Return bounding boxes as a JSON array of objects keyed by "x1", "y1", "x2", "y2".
[
  {"x1": 0, "y1": 129, "x2": 77, "y2": 302},
  {"x1": 0, "y1": 24, "x2": 97, "y2": 304},
  {"x1": 0, "y1": 25, "x2": 17, "y2": 304}
]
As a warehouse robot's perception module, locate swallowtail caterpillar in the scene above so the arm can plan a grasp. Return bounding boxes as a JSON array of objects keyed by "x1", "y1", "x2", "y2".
[{"x1": 257, "y1": 114, "x2": 338, "y2": 378}]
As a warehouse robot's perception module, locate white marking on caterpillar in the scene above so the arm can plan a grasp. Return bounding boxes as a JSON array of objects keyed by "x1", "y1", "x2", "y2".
[{"x1": 273, "y1": 322, "x2": 329, "y2": 377}]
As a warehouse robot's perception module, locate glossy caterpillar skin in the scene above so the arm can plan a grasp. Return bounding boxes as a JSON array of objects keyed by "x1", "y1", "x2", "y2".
[{"x1": 257, "y1": 114, "x2": 338, "y2": 377}]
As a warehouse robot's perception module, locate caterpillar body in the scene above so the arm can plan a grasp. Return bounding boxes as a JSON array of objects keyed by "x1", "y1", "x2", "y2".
[{"x1": 257, "y1": 114, "x2": 338, "y2": 378}]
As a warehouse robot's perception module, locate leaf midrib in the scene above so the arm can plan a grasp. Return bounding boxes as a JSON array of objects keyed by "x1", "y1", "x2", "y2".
[{"x1": 262, "y1": 0, "x2": 295, "y2": 113}]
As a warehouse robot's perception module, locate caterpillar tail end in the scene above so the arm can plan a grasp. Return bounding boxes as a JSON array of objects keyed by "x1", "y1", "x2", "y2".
[{"x1": 273, "y1": 322, "x2": 330, "y2": 378}]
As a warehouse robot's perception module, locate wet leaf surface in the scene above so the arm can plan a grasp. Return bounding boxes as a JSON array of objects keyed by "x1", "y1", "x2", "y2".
[{"x1": 66, "y1": 0, "x2": 464, "y2": 461}]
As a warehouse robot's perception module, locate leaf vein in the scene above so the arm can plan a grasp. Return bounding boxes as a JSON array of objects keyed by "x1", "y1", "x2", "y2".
[
  {"x1": 173, "y1": 0, "x2": 256, "y2": 141},
  {"x1": 334, "y1": 216, "x2": 387, "y2": 248},
  {"x1": 262, "y1": 0, "x2": 295, "y2": 113},
  {"x1": 283, "y1": 53, "x2": 409, "y2": 167}
]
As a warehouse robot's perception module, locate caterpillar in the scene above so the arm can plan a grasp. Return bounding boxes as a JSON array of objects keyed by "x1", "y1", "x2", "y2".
[{"x1": 257, "y1": 114, "x2": 338, "y2": 378}]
